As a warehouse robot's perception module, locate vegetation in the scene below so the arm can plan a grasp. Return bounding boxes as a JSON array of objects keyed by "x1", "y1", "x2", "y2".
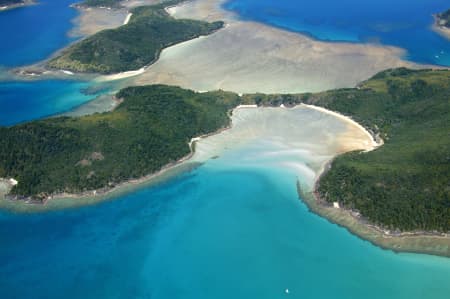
[
  {"x1": 243, "y1": 68, "x2": 450, "y2": 232},
  {"x1": 0, "y1": 85, "x2": 240, "y2": 199},
  {"x1": 1, "y1": 68, "x2": 448, "y2": 232},
  {"x1": 77, "y1": 0, "x2": 122, "y2": 8},
  {"x1": 437, "y1": 9, "x2": 450, "y2": 28},
  {"x1": 314, "y1": 69, "x2": 450, "y2": 232},
  {"x1": 48, "y1": 1, "x2": 223, "y2": 74}
]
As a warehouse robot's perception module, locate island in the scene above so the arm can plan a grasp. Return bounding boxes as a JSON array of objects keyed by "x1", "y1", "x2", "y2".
[
  {"x1": 1, "y1": 68, "x2": 449, "y2": 238},
  {"x1": 433, "y1": 8, "x2": 450, "y2": 39},
  {"x1": 436, "y1": 9, "x2": 450, "y2": 28},
  {"x1": 48, "y1": 0, "x2": 224, "y2": 74},
  {"x1": 0, "y1": 0, "x2": 34, "y2": 11}
]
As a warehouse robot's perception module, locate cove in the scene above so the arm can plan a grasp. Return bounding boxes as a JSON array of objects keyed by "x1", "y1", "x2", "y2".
[
  {"x1": 223, "y1": 0, "x2": 450, "y2": 66},
  {"x1": 1, "y1": 107, "x2": 449, "y2": 298}
]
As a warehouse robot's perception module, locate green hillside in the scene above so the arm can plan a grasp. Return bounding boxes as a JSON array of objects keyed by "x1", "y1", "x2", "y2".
[{"x1": 48, "y1": 1, "x2": 223, "y2": 74}]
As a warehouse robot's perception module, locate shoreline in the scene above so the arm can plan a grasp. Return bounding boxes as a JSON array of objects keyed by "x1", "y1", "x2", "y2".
[
  {"x1": 2, "y1": 101, "x2": 449, "y2": 256},
  {"x1": 0, "y1": 109, "x2": 238, "y2": 211},
  {"x1": 294, "y1": 110, "x2": 450, "y2": 257},
  {"x1": 298, "y1": 179, "x2": 450, "y2": 258}
]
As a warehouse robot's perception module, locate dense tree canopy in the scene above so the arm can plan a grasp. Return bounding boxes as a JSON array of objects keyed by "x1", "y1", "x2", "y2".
[
  {"x1": 1, "y1": 69, "x2": 449, "y2": 232},
  {"x1": 48, "y1": 1, "x2": 223, "y2": 73},
  {"x1": 0, "y1": 85, "x2": 240, "y2": 199}
]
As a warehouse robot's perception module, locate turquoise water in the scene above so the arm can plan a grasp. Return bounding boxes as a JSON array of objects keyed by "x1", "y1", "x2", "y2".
[
  {"x1": 0, "y1": 79, "x2": 107, "y2": 125},
  {"x1": 1, "y1": 149, "x2": 450, "y2": 299},
  {"x1": 224, "y1": 0, "x2": 450, "y2": 66}
]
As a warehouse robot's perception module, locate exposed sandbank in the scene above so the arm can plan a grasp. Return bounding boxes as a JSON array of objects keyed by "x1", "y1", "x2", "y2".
[
  {"x1": 70, "y1": 6, "x2": 129, "y2": 37},
  {"x1": 130, "y1": 0, "x2": 423, "y2": 94}
]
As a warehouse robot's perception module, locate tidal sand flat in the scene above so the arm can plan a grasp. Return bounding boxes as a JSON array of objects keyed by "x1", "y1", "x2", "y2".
[
  {"x1": 1, "y1": 106, "x2": 450, "y2": 299},
  {"x1": 70, "y1": 6, "x2": 129, "y2": 37},
  {"x1": 131, "y1": 0, "x2": 419, "y2": 94},
  {"x1": 191, "y1": 106, "x2": 377, "y2": 188}
]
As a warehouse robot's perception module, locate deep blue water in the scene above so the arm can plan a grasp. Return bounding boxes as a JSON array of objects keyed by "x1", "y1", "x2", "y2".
[
  {"x1": 224, "y1": 0, "x2": 450, "y2": 66},
  {"x1": 0, "y1": 0, "x2": 78, "y2": 67},
  {"x1": 1, "y1": 156, "x2": 450, "y2": 299}
]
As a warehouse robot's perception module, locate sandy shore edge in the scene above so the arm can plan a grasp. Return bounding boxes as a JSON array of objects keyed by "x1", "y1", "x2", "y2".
[
  {"x1": 0, "y1": 107, "x2": 241, "y2": 211},
  {"x1": 295, "y1": 106, "x2": 450, "y2": 257}
]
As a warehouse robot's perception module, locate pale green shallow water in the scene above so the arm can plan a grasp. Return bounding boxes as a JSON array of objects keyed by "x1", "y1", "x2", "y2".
[{"x1": 1, "y1": 107, "x2": 449, "y2": 299}]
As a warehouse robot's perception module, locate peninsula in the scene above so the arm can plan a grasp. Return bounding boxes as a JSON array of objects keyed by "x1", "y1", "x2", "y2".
[{"x1": 48, "y1": 0, "x2": 224, "y2": 74}]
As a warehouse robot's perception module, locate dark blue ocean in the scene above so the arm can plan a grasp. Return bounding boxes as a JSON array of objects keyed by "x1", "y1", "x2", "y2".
[{"x1": 224, "y1": 0, "x2": 450, "y2": 66}]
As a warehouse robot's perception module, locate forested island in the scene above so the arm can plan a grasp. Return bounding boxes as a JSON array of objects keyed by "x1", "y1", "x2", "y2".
[
  {"x1": 48, "y1": 0, "x2": 223, "y2": 74},
  {"x1": 1, "y1": 69, "x2": 449, "y2": 233}
]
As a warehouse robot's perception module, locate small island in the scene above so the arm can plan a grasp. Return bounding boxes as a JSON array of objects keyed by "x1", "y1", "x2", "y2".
[
  {"x1": 48, "y1": 0, "x2": 224, "y2": 74},
  {"x1": 433, "y1": 8, "x2": 450, "y2": 39},
  {"x1": 436, "y1": 9, "x2": 450, "y2": 28},
  {"x1": 0, "y1": 0, "x2": 34, "y2": 11}
]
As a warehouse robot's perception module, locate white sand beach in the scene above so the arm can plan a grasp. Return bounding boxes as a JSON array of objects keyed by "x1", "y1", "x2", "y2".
[{"x1": 123, "y1": 12, "x2": 133, "y2": 25}]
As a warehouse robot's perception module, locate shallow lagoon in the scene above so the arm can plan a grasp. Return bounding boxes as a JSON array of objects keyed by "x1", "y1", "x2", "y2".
[{"x1": 1, "y1": 107, "x2": 449, "y2": 299}]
